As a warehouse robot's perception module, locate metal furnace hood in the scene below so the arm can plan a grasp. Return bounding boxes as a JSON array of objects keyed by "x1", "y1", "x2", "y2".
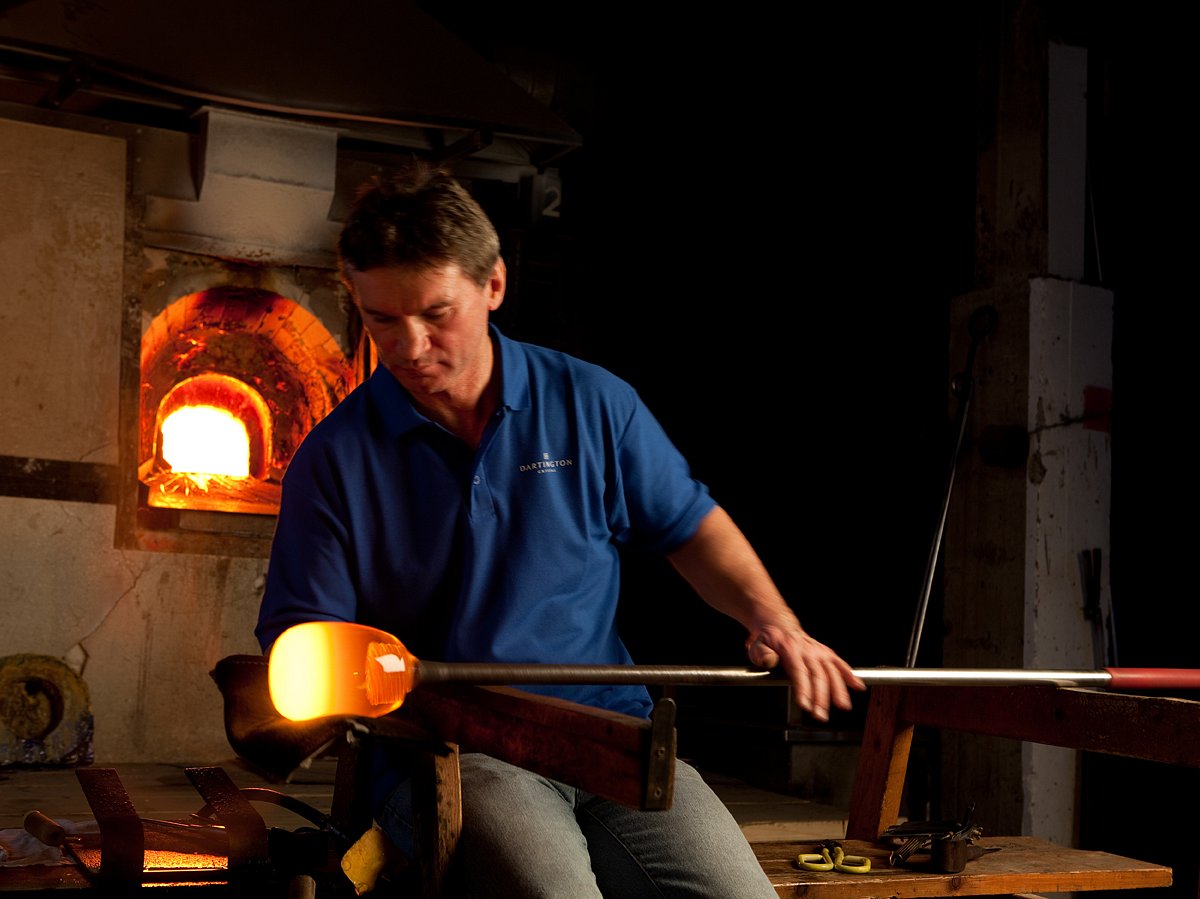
[{"x1": 0, "y1": 0, "x2": 581, "y2": 159}]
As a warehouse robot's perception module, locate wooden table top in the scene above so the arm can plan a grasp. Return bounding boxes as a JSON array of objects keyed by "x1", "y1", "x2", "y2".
[{"x1": 757, "y1": 835, "x2": 1172, "y2": 898}]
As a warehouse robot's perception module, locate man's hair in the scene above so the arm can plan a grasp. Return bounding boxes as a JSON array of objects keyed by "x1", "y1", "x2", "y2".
[{"x1": 337, "y1": 160, "x2": 501, "y2": 288}]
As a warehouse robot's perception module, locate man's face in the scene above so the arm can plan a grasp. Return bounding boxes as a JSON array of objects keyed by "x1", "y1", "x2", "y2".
[{"x1": 350, "y1": 260, "x2": 505, "y2": 403}]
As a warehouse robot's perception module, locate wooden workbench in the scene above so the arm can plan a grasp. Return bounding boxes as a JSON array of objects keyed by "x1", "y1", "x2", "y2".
[
  {"x1": 756, "y1": 835, "x2": 1172, "y2": 898},
  {"x1": 0, "y1": 833, "x2": 1175, "y2": 896}
]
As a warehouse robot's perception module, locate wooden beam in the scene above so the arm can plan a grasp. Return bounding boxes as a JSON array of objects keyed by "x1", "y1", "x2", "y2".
[
  {"x1": 406, "y1": 685, "x2": 675, "y2": 811},
  {"x1": 900, "y1": 686, "x2": 1200, "y2": 767}
]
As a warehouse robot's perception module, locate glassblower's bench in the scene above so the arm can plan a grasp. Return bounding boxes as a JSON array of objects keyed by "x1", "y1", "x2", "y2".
[{"x1": 0, "y1": 657, "x2": 1193, "y2": 897}]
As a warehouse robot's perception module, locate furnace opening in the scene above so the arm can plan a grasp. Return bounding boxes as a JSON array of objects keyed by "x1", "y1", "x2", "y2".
[{"x1": 138, "y1": 286, "x2": 355, "y2": 517}]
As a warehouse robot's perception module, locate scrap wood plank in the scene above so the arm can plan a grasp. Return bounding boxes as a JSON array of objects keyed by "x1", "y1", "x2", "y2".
[{"x1": 755, "y1": 836, "x2": 1172, "y2": 898}]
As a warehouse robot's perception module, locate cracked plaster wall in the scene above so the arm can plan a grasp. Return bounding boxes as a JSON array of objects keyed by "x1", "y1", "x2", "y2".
[{"x1": 1, "y1": 115, "x2": 264, "y2": 764}]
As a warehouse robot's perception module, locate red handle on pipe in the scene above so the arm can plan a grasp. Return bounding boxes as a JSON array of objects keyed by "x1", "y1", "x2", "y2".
[{"x1": 1105, "y1": 668, "x2": 1200, "y2": 690}]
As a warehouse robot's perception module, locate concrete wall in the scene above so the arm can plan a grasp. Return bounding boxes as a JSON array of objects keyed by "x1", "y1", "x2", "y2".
[
  {"x1": 0, "y1": 103, "x2": 551, "y2": 766},
  {"x1": 941, "y1": 278, "x2": 1113, "y2": 846},
  {"x1": 1, "y1": 115, "x2": 268, "y2": 764}
]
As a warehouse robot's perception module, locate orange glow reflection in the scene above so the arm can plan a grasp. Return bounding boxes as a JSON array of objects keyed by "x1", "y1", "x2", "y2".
[
  {"x1": 161, "y1": 405, "x2": 250, "y2": 480},
  {"x1": 268, "y1": 621, "x2": 417, "y2": 721}
]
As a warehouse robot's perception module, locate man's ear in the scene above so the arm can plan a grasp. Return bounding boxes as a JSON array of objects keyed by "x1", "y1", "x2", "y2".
[{"x1": 486, "y1": 258, "x2": 507, "y2": 312}]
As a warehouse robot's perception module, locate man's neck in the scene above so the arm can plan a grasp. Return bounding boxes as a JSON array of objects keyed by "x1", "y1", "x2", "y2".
[{"x1": 416, "y1": 377, "x2": 500, "y2": 448}]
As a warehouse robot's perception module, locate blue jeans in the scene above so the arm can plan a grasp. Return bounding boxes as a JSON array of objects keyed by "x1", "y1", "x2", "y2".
[{"x1": 378, "y1": 753, "x2": 778, "y2": 898}]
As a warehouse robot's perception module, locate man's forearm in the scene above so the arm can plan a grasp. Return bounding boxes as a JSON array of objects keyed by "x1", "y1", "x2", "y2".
[{"x1": 666, "y1": 505, "x2": 797, "y2": 634}]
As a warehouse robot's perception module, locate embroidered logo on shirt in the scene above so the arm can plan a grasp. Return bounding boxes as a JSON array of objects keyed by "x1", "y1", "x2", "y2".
[{"x1": 519, "y1": 451, "x2": 575, "y2": 474}]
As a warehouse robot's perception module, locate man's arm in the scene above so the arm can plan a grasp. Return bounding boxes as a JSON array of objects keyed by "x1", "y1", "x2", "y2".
[{"x1": 666, "y1": 506, "x2": 865, "y2": 721}]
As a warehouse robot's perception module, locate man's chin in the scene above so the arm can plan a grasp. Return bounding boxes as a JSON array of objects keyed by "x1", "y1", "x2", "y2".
[{"x1": 388, "y1": 366, "x2": 440, "y2": 395}]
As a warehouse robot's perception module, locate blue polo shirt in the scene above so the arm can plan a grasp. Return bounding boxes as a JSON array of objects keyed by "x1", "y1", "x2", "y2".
[{"x1": 257, "y1": 324, "x2": 715, "y2": 719}]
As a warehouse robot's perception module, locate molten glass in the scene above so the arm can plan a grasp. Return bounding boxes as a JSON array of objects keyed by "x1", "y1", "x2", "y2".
[
  {"x1": 268, "y1": 621, "x2": 417, "y2": 721},
  {"x1": 160, "y1": 404, "x2": 250, "y2": 477}
]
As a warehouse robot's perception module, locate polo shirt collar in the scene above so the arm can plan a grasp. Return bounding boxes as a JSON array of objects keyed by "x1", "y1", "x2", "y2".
[
  {"x1": 493, "y1": 323, "x2": 531, "y2": 413},
  {"x1": 367, "y1": 323, "x2": 529, "y2": 438}
]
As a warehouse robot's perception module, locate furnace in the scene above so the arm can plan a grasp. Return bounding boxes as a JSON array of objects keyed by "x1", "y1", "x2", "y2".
[{"x1": 137, "y1": 285, "x2": 355, "y2": 516}]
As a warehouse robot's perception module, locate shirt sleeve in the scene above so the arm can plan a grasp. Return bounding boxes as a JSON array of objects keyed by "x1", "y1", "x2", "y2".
[
  {"x1": 610, "y1": 392, "x2": 716, "y2": 555},
  {"x1": 255, "y1": 437, "x2": 359, "y2": 651}
]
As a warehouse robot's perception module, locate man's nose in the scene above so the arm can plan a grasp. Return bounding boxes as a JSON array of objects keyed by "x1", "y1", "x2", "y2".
[{"x1": 388, "y1": 322, "x2": 431, "y2": 360}]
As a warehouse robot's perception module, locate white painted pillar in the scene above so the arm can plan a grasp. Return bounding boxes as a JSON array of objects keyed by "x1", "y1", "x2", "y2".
[{"x1": 1023, "y1": 278, "x2": 1113, "y2": 844}]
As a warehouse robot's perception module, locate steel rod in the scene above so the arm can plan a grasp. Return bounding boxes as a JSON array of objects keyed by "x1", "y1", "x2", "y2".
[
  {"x1": 417, "y1": 662, "x2": 777, "y2": 686},
  {"x1": 415, "y1": 662, "x2": 1200, "y2": 691}
]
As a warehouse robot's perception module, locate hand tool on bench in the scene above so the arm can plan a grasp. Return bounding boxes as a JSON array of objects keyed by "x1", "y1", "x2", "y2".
[
  {"x1": 798, "y1": 839, "x2": 871, "y2": 873},
  {"x1": 266, "y1": 621, "x2": 1200, "y2": 721},
  {"x1": 882, "y1": 803, "x2": 1000, "y2": 873}
]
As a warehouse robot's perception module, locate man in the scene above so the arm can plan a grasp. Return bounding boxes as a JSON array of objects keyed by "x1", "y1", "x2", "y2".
[{"x1": 257, "y1": 161, "x2": 864, "y2": 898}]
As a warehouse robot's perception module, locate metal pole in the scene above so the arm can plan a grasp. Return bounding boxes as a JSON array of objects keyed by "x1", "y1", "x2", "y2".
[
  {"x1": 415, "y1": 661, "x2": 1200, "y2": 691},
  {"x1": 906, "y1": 304, "x2": 997, "y2": 668}
]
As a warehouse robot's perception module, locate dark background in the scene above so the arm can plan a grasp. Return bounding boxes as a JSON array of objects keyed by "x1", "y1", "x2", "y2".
[
  {"x1": 423, "y1": 2, "x2": 1197, "y2": 671},
  {"x1": 423, "y1": 8, "x2": 1200, "y2": 893},
  {"x1": 421, "y1": 2, "x2": 1197, "y2": 670},
  {"x1": 431, "y1": 3, "x2": 978, "y2": 673}
]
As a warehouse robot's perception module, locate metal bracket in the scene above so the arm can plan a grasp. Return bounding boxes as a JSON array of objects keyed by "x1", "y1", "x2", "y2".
[
  {"x1": 184, "y1": 766, "x2": 270, "y2": 871},
  {"x1": 74, "y1": 767, "x2": 145, "y2": 887},
  {"x1": 643, "y1": 697, "x2": 677, "y2": 811}
]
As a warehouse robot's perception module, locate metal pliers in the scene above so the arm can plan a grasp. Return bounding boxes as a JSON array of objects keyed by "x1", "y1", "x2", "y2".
[{"x1": 798, "y1": 839, "x2": 871, "y2": 874}]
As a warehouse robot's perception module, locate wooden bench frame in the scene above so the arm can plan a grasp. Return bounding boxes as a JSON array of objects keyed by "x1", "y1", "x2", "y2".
[
  {"x1": 334, "y1": 683, "x2": 678, "y2": 897},
  {"x1": 210, "y1": 656, "x2": 1198, "y2": 898},
  {"x1": 210, "y1": 654, "x2": 678, "y2": 898},
  {"x1": 755, "y1": 684, "x2": 1198, "y2": 897}
]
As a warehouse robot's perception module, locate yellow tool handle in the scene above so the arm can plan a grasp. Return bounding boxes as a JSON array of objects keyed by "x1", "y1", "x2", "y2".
[
  {"x1": 831, "y1": 846, "x2": 872, "y2": 873},
  {"x1": 797, "y1": 848, "x2": 834, "y2": 871},
  {"x1": 797, "y1": 845, "x2": 873, "y2": 875}
]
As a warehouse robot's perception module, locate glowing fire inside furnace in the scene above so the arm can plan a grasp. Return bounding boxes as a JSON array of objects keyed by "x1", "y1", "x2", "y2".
[{"x1": 160, "y1": 405, "x2": 251, "y2": 487}]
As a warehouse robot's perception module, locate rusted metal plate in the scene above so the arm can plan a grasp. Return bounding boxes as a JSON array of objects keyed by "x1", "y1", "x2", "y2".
[
  {"x1": 644, "y1": 697, "x2": 675, "y2": 810},
  {"x1": 184, "y1": 766, "x2": 269, "y2": 870},
  {"x1": 72, "y1": 767, "x2": 144, "y2": 887}
]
